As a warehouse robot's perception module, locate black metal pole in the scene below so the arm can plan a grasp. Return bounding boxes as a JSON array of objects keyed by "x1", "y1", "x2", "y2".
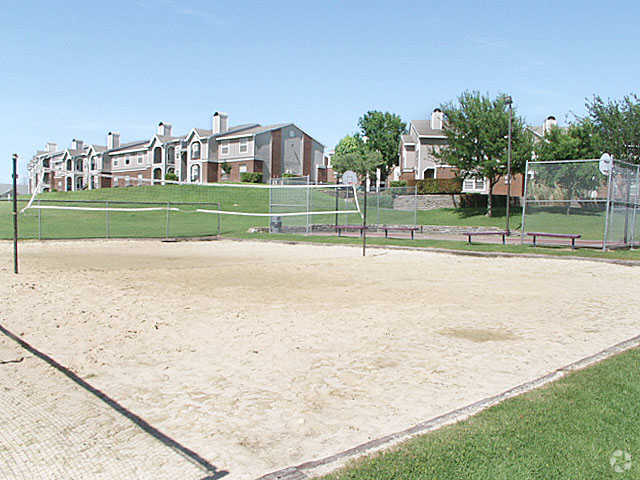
[
  {"x1": 506, "y1": 98, "x2": 513, "y2": 236},
  {"x1": 335, "y1": 178, "x2": 339, "y2": 230},
  {"x1": 12, "y1": 154, "x2": 18, "y2": 274},
  {"x1": 362, "y1": 182, "x2": 367, "y2": 257}
]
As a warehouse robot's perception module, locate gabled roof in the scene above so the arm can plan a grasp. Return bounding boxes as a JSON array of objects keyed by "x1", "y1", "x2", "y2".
[
  {"x1": 107, "y1": 140, "x2": 149, "y2": 154},
  {"x1": 216, "y1": 123, "x2": 289, "y2": 140},
  {"x1": 149, "y1": 134, "x2": 185, "y2": 148},
  {"x1": 207, "y1": 123, "x2": 261, "y2": 140},
  {"x1": 401, "y1": 134, "x2": 416, "y2": 145},
  {"x1": 410, "y1": 119, "x2": 446, "y2": 138}
]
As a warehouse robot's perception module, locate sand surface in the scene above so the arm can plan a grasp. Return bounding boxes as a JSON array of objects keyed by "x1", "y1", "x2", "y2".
[{"x1": 0, "y1": 239, "x2": 638, "y2": 479}]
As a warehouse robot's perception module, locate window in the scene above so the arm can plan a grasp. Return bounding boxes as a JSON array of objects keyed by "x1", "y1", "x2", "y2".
[
  {"x1": 220, "y1": 141, "x2": 229, "y2": 156},
  {"x1": 191, "y1": 142, "x2": 201, "y2": 160},
  {"x1": 239, "y1": 164, "x2": 248, "y2": 173},
  {"x1": 91, "y1": 158, "x2": 96, "y2": 170},
  {"x1": 76, "y1": 160, "x2": 83, "y2": 171},
  {"x1": 138, "y1": 154, "x2": 143, "y2": 164},
  {"x1": 190, "y1": 164, "x2": 200, "y2": 182},
  {"x1": 113, "y1": 159, "x2": 119, "y2": 167},
  {"x1": 239, "y1": 138, "x2": 248, "y2": 154},
  {"x1": 66, "y1": 160, "x2": 72, "y2": 170},
  {"x1": 463, "y1": 177, "x2": 486, "y2": 191},
  {"x1": 125, "y1": 156, "x2": 131, "y2": 166}
]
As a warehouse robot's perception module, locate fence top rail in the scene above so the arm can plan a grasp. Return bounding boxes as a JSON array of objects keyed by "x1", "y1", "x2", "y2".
[
  {"x1": 525, "y1": 199, "x2": 608, "y2": 203},
  {"x1": 528, "y1": 158, "x2": 639, "y2": 168},
  {"x1": 528, "y1": 159, "x2": 600, "y2": 165},
  {"x1": 10, "y1": 199, "x2": 222, "y2": 206}
]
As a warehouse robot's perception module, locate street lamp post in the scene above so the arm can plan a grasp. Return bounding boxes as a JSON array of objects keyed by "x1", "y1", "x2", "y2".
[{"x1": 504, "y1": 96, "x2": 513, "y2": 236}]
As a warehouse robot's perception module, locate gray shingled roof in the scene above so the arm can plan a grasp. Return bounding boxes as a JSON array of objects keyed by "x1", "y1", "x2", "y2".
[
  {"x1": 155, "y1": 135, "x2": 185, "y2": 144},
  {"x1": 216, "y1": 123, "x2": 289, "y2": 139},
  {"x1": 194, "y1": 128, "x2": 213, "y2": 137},
  {"x1": 401, "y1": 134, "x2": 416, "y2": 144},
  {"x1": 411, "y1": 119, "x2": 446, "y2": 137},
  {"x1": 107, "y1": 140, "x2": 149, "y2": 153}
]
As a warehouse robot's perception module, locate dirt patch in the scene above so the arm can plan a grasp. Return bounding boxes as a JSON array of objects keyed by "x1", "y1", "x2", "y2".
[{"x1": 439, "y1": 328, "x2": 519, "y2": 343}]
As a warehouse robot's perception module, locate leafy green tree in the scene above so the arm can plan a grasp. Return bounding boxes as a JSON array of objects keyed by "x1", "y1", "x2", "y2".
[
  {"x1": 436, "y1": 91, "x2": 533, "y2": 216},
  {"x1": 333, "y1": 134, "x2": 366, "y2": 162},
  {"x1": 534, "y1": 123, "x2": 601, "y2": 214},
  {"x1": 357, "y1": 111, "x2": 407, "y2": 175},
  {"x1": 331, "y1": 150, "x2": 384, "y2": 180},
  {"x1": 586, "y1": 94, "x2": 640, "y2": 162}
]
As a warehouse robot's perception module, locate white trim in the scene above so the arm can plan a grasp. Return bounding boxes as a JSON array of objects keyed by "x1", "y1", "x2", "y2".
[{"x1": 196, "y1": 208, "x2": 360, "y2": 217}]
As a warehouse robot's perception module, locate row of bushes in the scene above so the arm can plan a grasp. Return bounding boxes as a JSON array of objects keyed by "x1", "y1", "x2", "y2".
[
  {"x1": 390, "y1": 178, "x2": 462, "y2": 194},
  {"x1": 240, "y1": 172, "x2": 263, "y2": 183}
]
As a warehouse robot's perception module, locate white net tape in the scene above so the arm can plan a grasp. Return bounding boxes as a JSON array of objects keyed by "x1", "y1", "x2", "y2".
[{"x1": 22, "y1": 170, "x2": 362, "y2": 219}]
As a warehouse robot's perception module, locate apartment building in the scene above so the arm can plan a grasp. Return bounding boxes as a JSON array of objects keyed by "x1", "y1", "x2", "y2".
[
  {"x1": 393, "y1": 110, "x2": 560, "y2": 197},
  {"x1": 27, "y1": 112, "x2": 325, "y2": 192}
]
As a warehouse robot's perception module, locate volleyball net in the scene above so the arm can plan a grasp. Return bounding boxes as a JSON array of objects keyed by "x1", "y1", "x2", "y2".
[{"x1": 8, "y1": 171, "x2": 360, "y2": 239}]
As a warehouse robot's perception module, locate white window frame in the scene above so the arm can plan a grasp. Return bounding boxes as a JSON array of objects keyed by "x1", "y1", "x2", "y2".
[
  {"x1": 239, "y1": 138, "x2": 248, "y2": 154},
  {"x1": 137, "y1": 154, "x2": 144, "y2": 164},
  {"x1": 239, "y1": 164, "x2": 248, "y2": 173},
  {"x1": 191, "y1": 142, "x2": 201, "y2": 160},
  {"x1": 113, "y1": 159, "x2": 119, "y2": 167},
  {"x1": 220, "y1": 141, "x2": 230, "y2": 156}
]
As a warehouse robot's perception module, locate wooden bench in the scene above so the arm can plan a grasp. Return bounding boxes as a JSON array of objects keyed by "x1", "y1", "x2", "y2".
[
  {"x1": 336, "y1": 225, "x2": 368, "y2": 237},
  {"x1": 527, "y1": 232, "x2": 581, "y2": 249},
  {"x1": 382, "y1": 226, "x2": 420, "y2": 240},
  {"x1": 463, "y1": 230, "x2": 508, "y2": 245}
]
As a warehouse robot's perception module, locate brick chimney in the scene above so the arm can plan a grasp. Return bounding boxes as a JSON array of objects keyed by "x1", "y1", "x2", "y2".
[
  {"x1": 543, "y1": 115, "x2": 557, "y2": 135},
  {"x1": 107, "y1": 132, "x2": 120, "y2": 150},
  {"x1": 431, "y1": 108, "x2": 444, "y2": 130},
  {"x1": 157, "y1": 122, "x2": 172, "y2": 136},
  {"x1": 71, "y1": 139, "x2": 84, "y2": 151},
  {"x1": 46, "y1": 142, "x2": 57, "y2": 153},
  {"x1": 213, "y1": 112, "x2": 229, "y2": 134}
]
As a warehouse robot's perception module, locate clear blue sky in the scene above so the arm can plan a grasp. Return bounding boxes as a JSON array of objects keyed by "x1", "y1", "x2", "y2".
[{"x1": 1, "y1": 0, "x2": 638, "y2": 183}]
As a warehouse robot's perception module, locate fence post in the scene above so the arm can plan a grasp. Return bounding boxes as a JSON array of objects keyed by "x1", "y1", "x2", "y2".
[
  {"x1": 603, "y1": 161, "x2": 614, "y2": 251},
  {"x1": 217, "y1": 202, "x2": 221, "y2": 235},
  {"x1": 413, "y1": 185, "x2": 417, "y2": 227},
  {"x1": 632, "y1": 165, "x2": 640, "y2": 247},
  {"x1": 306, "y1": 177, "x2": 310, "y2": 234},
  {"x1": 38, "y1": 199, "x2": 41, "y2": 240},
  {"x1": 520, "y1": 160, "x2": 530, "y2": 245},
  {"x1": 165, "y1": 202, "x2": 171, "y2": 239},
  {"x1": 362, "y1": 187, "x2": 367, "y2": 257},
  {"x1": 106, "y1": 200, "x2": 110, "y2": 239}
]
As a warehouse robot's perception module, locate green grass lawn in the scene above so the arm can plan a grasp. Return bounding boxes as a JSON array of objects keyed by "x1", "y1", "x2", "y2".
[{"x1": 320, "y1": 347, "x2": 640, "y2": 480}]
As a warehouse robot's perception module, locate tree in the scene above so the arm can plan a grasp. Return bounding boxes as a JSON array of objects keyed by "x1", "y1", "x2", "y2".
[
  {"x1": 357, "y1": 111, "x2": 407, "y2": 176},
  {"x1": 586, "y1": 94, "x2": 640, "y2": 162},
  {"x1": 534, "y1": 123, "x2": 601, "y2": 214},
  {"x1": 436, "y1": 91, "x2": 533, "y2": 216},
  {"x1": 331, "y1": 150, "x2": 384, "y2": 180},
  {"x1": 333, "y1": 134, "x2": 366, "y2": 164}
]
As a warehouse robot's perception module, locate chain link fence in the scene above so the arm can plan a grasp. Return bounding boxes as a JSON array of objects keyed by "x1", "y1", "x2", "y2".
[
  {"x1": 522, "y1": 159, "x2": 640, "y2": 249},
  {"x1": 1, "y1": 199, "x2": 221, "y2": 240}
]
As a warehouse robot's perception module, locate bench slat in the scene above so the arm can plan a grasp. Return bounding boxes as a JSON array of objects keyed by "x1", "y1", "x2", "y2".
[{"x1": 527, "y1": 232, "x2": 581, "y2": 239}]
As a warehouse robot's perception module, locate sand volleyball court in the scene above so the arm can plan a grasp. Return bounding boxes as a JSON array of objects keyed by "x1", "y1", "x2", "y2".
[{"x1": 0, "y1": 239, "x2": 638, "y2": 479}]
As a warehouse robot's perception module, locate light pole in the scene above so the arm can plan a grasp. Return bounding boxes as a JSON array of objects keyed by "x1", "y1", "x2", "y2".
[{"x1": 504, "y1": 95, "x2": 513, "y2": 236}]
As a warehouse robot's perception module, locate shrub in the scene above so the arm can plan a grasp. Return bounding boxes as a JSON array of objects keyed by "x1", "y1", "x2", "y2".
[
  {"x1": 282, "y1": 172, "x2": 300, "y2": 178},
  {"x1": 241, "y1": 172, "x2": 263, "y2": 183},
  {"x1": 415, "y1": 178, "x2": 462, "y2": 194},
  {"x1": 165, "y1": 172, "x2": 178, "y2": 181},
  {"x1": 389, "y1": 180, "x2": 407, "y2": 187},
  {"x1": 221, "y1": 162, "x2": 232, "y2": 175}
]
